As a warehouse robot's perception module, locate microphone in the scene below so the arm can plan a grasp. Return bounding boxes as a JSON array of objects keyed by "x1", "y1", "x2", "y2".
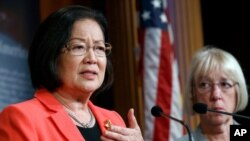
[
  {"x1": 151, "y1": 106, "x2": 193, "y2": 141},
  {"x1": 193, "y1": 103, "x2": 250, "y2": 120}
]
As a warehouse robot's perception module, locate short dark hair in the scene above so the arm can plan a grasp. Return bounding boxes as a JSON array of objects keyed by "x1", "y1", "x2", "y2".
[{"x1": 28, "y1": 5, "x2": 113, "y2": 93}]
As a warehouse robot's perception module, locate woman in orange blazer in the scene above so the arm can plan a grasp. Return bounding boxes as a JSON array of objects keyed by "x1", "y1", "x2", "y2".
[{"x1": 0, "y1": 5, "x2": 143, "y2": 141}]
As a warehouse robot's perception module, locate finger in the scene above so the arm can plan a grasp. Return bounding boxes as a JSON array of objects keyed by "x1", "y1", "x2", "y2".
[
  {"x1": 103, "y1": 130, "x2": 127, "y2": 141},
  {"x1": 110, "y1": 125, "x2": 130, "y2": 135},
  {"x1": 127, "y1": 108, "x2": 139, "y2": 129},
  {"x1": 100, "y1": 135, "x2": 114, "y2": 141}
]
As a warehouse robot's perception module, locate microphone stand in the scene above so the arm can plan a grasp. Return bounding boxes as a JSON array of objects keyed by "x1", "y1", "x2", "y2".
[{"x1": 160, "y1": 113, "x2": 193, "y2": 141}]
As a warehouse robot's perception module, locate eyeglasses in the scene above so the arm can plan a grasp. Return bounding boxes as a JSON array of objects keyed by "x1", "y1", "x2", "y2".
[
  {"x1": 195, "y1": 80, "x2": 239, "y2": 94},
  {"x1": 62, "y1": 40, "x2": 112, "y2": 57}
]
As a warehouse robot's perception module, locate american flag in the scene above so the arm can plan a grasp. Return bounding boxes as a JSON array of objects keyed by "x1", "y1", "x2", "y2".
[{"x1": 138, "y1": 0, "x2": 183, "y2": 140}]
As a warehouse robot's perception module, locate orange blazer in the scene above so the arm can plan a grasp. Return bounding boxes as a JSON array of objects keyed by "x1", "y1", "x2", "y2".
[{"x1": 0, "y1": 89, "x2": 126, "y2": 141}]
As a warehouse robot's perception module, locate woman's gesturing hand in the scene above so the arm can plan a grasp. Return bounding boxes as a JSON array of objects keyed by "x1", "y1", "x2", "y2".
[{"x1": 101, "y1": 108, "x2": 144, "y2": 141}]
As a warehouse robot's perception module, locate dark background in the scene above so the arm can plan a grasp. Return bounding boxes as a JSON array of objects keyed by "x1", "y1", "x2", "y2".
[{"x1": 201, "y1": 0, "x2": 250, "y2": 125}]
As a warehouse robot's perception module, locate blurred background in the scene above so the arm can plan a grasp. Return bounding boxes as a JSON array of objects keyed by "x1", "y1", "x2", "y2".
[{"x1": 0, "y1": 0, "x2": 249, "y2": 140}]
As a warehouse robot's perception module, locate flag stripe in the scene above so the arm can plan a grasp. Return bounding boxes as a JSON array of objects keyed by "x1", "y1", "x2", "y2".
[
  {"x1": 154, "y1": 30, "x2": 172, "y2": 141},
  {"x1": 143, "y1": 28, "x2": 161, "y2": 141},
  {"x1": 170, "y1": 59, "x2": 183, "y2": 141}
]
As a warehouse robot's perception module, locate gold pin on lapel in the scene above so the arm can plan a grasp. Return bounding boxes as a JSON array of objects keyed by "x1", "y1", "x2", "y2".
[{"x1": 104, "y1": 119, "x2": 112, "y2": 130}]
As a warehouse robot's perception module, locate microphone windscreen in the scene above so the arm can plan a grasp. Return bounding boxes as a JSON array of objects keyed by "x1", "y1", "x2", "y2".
[
  {"x1": 193, "y1": 103, "x2": 208, "y2": 114},
  {"x1": 151, "y1": 106, "x2": 163, "y2": 117}
]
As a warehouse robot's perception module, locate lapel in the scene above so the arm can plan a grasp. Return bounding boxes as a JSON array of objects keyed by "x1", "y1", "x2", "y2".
[
  {"x1": 35, "y1": 89, "x2": 84, "y2": 141},
  {"x1": 88, "y1": 100, "x2": 126, "y2": 134},
  {"x1": 88, "y1": 101, "x2": 108, "y2": 135}
]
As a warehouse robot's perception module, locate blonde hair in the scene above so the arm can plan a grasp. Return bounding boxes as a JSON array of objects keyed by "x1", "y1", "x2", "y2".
[{"x1": 186, "y1": 46, "x2": 248, "y2": 112}]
